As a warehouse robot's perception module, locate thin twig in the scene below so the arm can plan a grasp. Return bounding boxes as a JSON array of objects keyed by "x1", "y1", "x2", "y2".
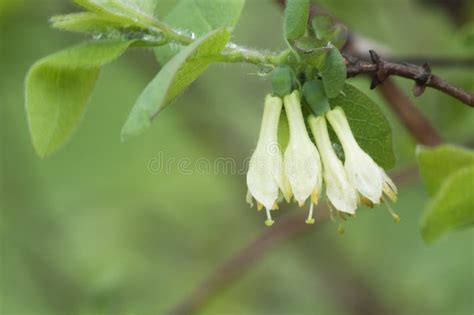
[
  {"x1": 167, "y1": 167, "x2": 418, "y2": 315},
  {"x1": 384, "y1": 56, "x2": 474, "y2": 68},
  {"x1": 168, "y1": 212, "x2": 315, "y2": 315},
  {"x1": 345, "y1": 51, "x2": 474, "y2": 107}
]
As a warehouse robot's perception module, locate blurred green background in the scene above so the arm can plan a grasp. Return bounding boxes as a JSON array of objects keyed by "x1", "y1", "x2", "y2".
[{"x1": 1, "y1": 0, "x2": 473, "y2": 314}]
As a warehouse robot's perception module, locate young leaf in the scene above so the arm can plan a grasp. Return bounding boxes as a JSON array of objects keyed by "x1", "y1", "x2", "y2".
[
  {"x1": 320, "y1": 47, "x2": 346, "y2": 98},
  {"x1": 155, "y1": 0, "x2": 246, "y2": 64},
  {"x1": 328, "y1": 83, "x2": 395, "y2": 169},
  {"x1": 74, "y1": 0, "x2": 161, "y2": 36},
  {"x1": 25, "y1": 40, "x2": 134, "y2": 157},
  {"x1": 293, "y1": 36, "x2": 325, "y2": 53},
  {"x1": 330, "y1": 24, "x2": 349, "y2": 50},
  {"x1": 50, "y1": 12, "x2": 128, "y2": 34},
  {"x1": 417, "y1": 145, "x2": 474, "y2": 196},
  {"x1": 311, "y1": 16, "x2": 348, "y2": 49},
  {"x1": 302, "y1": 80, "x2": 330, "y2": 115},
  {"x1": 284, "y1": 0, "x2": 310, "y2": 41},
  {"x1": 420, "y1": 165, "x2": 474, "y2": 243},
  {"x1": 76, "y1": 0, "x2": 157, "y2": 18},
  {"x1": 312, "y1": 15, "x2": 333, "y2": 40},
  {"x1": 51, "y1": 12, "x2": 167, "y2": 47},
  {"x1": 122, "y1": 28, "x2": 231, "y2": 140}
]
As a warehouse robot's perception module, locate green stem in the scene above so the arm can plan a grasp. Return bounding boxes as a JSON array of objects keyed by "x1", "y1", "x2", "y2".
[
  {"x1": 218, "y1": 46, "x2": 292, "y2": 65},
  {"x1": 98, "y1": 4, "x2": 293, "y2": 66}
]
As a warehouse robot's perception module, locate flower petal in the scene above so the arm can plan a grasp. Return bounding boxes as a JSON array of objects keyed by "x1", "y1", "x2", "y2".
[
  {"x1": 246, "y1": 94, "x2": 285, "y2": 210},
  {"x1": 309, "y1": 115, "x2": 357, "y2": 214},
  {"x1": 247, "y1": 147, "x2": 280, "y2": 210},
  {"x1": 283, "y1": 91, "x2": 322, "y2": 206},
  {"x1": 327, "y1": 107, "x2": 383, "y2": 204}
]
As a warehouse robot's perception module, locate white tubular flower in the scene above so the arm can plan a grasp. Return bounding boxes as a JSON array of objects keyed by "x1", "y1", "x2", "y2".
[
  {"x1": 308, "y1": 115, "x2": 357, "y2": 214},
  {"x1": 326, "y1": 107, "x2": 383, "y2": 204},
  {"x1": 247, "y1": 95, "x2": 292, "y2": 226},
  {"x1": 283, "y1": 91, "x2": 322, "y2": 213}
]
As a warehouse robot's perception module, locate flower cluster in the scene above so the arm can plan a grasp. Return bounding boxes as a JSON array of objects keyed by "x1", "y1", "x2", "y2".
[{"x1": 247, "y1": 91, "x2": 398, "y2": 226}]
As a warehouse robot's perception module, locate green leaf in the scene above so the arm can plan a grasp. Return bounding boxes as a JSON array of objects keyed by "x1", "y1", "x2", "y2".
[
  {"x1": 417, "y1": 145, "x2": 474, "y2": 196},
  {"x1": 73, "y1": 0, "x2": 160, "y2": 38},
  {"x1": 122, "y1": 28, "x2": 231, "y2": 140},
  {"x1": 50, "y1": 12, "x2": 167, "y2": 47},
  {"x1": 420, "y1": 165, "x2": 474, "y2": 243},
  {"x1": 155, "y1": 0, "x2": 245, "y2": 64},
  {"x1": 25, "y1": 40, "x2": 134, "y2": 158},
  {"x1": 330, "y1": 24, "x2": 349, "y2": 50},
  {"x1": 50, "y1": 12, "x2": 128, "y2": 34},
  {"x1": 272, "y1": 66, "x2": 294, "y2": 97},
  {"x1": 320, "y1": 47, "x2": 346, "y2": 98},
  {"x1": 293, "y1": 36, "x2": 325, "y2": 53},
  {"x1": 328, "y1": 83, "x2": 395, "y2": 169},
  {"x1": 302, "y1": 80, "x2": 330, "y2": 115},
  {"x1": 312, "y1": 15, "x2": 333, "y2": 40},
  {"x1": 76, "y1": 0, "x2": 157, "y2": 18},
  {"x1": 311, "y1": 16, "x2": 348, "y2": 49},
  {"x1": 284, "y1": 0, "x2": 310, "y2": 41}
]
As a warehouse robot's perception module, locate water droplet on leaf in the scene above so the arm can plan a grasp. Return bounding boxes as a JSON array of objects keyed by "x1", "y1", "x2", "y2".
[{"x1": 257, "y1": 64, "x2": 274, "y2": 77}]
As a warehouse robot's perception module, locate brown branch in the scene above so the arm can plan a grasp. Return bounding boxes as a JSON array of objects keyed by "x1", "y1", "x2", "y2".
[
  {"x1": 378, "y1": 78, "x2": 443, "y2": 146},
  {"x1": 167, "y1": 167, "x2": 419, "y2": 315},
  {"x1": 345, "y1": 51, "x2": 474, "y2": 107},
  {"x1": 387, "y1": 56, "x2": 474, "y2": 68}
]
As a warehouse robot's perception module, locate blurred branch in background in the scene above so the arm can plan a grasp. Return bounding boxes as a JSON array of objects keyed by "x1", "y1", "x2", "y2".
[
  {"x1": 168, "y1": 166, "x2": 418, "y2": 315},
  {"x1": 419, "y1": 0, "x2": 472, "y2": 26},
  {"x1": 377, "y1": 79, "x2": 443, "y2": 146}
]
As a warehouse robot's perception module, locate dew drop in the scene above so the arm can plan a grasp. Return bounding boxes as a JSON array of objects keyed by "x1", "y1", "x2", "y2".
[
  {"x1": 92, "y1": 32, "x2": 103, "y2": 40},
  {"x1": 107, "y1": 29, "x2": 122, "y2": 39},
  {"x1": 226, "y1": 42, "x2": 238, "y2": 49},
  {"x1": 257, "y1": 64, "x2": 274, "y2": 77},
  {"x1": 142, "y1": 34, "x2": 154, "y2": 41}
]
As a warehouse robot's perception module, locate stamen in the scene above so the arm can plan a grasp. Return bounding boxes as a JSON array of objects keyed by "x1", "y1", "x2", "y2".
[
  {"x1": 272, "y1": 202, "x2": 279, "y2": 210},
  {"x1": 265, "y1": 208, "x2": 275, "y2": 226},
  {"x1": 360, "y1": 195, "x2": 375, "y2": 208},
  {"x1": 311, "y1": 190, "x2": 320, "y2": 206},
  {"x1": 327, "y1": 200, "x2": 336, "y2": 222},
  {"x1": 337, "y1": 223, "x2": 345, "y2": 235},
  {"x1": 306, "y1": 202, "x2": 315, "y2": 224},
  {"x1": 257, "y1": 202, "x2": 263, "y2": 211},
  {"x1": 382, "y1": 197, "x2": 400, "y2": 223},
  {"x1": 337, "y1": 211, "x2": 347, "y2": 221},
  {"x1": 246, "y1": 190, "x2": 254, "y2": 208}
]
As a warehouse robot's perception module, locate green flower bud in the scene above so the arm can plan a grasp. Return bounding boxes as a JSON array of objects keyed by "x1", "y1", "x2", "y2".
[
  {"x1": 302, "y1": 79, "x2": 331, "y2": 115},
  {"x1": 272, "y1": 66, "x2": 294, "y2": 97}
]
